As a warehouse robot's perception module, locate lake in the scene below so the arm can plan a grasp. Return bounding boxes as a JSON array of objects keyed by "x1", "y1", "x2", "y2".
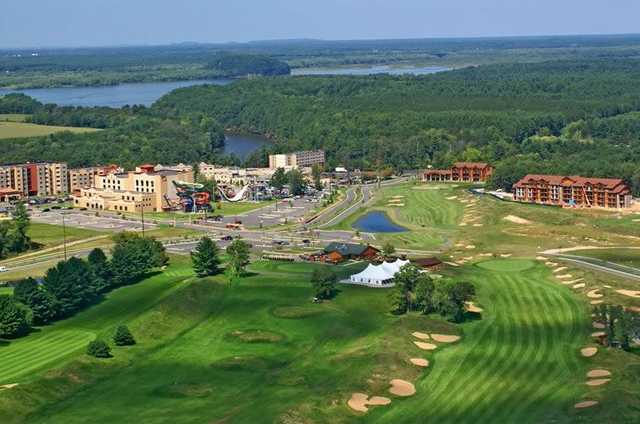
[
  {"x1": 223, "y1": 133, "x2": 270, "y2": 159},
  {"x1": 291, "y1": 64, "x2": 450, "y2": 76},
  {"x1": 0, "y1": 79, "x2": 232, "y2": 108},
  {"x1": 353, "y1": 211, "x2": 408, "y2": 233}
]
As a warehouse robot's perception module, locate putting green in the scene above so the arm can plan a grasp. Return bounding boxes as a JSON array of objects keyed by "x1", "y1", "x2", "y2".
[{"x1": 476, "y1": 259, "x2": 535, "y2": 272}]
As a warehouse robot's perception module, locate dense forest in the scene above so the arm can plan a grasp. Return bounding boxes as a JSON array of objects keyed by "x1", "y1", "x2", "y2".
[{"x1": 3, "y1": 57, "x2": 640, "y2": 193}]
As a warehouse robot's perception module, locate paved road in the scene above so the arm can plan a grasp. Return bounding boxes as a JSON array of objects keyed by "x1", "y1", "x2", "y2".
[{"x1": 543, "y1": 253, "x2": 640, "y2": 282}]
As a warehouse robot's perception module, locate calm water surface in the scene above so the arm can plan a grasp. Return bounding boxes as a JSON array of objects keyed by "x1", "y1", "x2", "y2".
[
  {"x1": 0, "y1": 79, "x2": 232, "y2": 107},
  {"x1": 223, "y1": 133, "x2": 270, "y2": 159},
  {"x1": 292, "y1": 65, "x2": 450, "y2": 76},
  {"x1": 354, "y1": 211, "x2": 408, "y2": 233}
]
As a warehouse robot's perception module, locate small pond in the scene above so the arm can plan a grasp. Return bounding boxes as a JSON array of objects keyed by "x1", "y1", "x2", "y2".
[{"x1": 353, "y1": 211, "x2": 407, "y2": 233}]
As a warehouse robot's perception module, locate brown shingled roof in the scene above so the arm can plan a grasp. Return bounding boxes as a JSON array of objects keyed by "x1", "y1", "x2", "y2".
[{"x1": 514, "y1": 174, "x2": 628, "y2": 190}]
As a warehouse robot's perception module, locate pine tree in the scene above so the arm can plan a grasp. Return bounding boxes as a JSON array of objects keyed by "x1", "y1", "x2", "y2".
[
  {"x1": 191, "y1": 237, "x2": 221, "y2": 277},
  {"x1": 87, "y1": 339, "x2": 112, "y2": 358},
  {"x1": 113, "y1": 324, "x2": 136, "y2": 346}
]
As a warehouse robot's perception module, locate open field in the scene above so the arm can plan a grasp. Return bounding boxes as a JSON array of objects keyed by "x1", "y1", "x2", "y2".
[
  {"x1": 0, "y1": 121, "x2": 99, "y2": 139},
  {"x1": 0, "y1": 114, "x2": 28, "y2": 122}
]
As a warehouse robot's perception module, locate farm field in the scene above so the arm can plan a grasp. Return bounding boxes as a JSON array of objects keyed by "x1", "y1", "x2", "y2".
[
  {"x1": 0, "y1": 114, "x2": 28, "y2": 122},
  {"x1": 0, "y1": 121, "x2": 99, "y2": 139}
]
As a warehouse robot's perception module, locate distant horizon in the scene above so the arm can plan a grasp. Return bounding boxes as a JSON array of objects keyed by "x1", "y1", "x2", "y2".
[
  {"x1": 2, "y1": 31, "x2": 640, "y2": 51},
  {"x1": 3, "y1": 0, "x2": 640, "y2": 49}
]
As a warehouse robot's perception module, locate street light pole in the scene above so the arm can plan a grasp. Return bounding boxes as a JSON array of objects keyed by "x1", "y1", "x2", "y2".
[{"x1": 62, "y1": 212, "x2": 68, "y2": 261}]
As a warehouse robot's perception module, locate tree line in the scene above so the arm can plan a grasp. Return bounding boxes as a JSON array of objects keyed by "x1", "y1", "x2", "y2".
[
  {"x1": 0, "y1": 203, "x2": 31, "y2": 259},
  {"x1": 0, "y1": 233, "x2": 167, "y2": 339}
]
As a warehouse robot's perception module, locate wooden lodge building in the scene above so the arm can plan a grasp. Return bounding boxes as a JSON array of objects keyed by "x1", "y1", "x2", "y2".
[
  {"x1": 513, "y1": 174, "x2": 632, "y2": 209},
  {"x1": 308, "y1": 242, "x2": 380, "y2": 264},
  {"x1": 423, "y1": 162, "x2": 494, "y2": 183}
]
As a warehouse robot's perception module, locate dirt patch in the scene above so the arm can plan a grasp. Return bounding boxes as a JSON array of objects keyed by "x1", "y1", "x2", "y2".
[
  {"x1": 575, "y1": 401, "x2": 598, "y2": 409},
  {"x1": 409, "y1": 358, "x2": 429, "y2": 367},
  {"x1": 227, "y1": 329, "x2": 285, "y2": 344},
  {"x1": 587, "y1": 369, "x2": 611, "y2": 378},
  {"x1": 414, "y1": 341, "x2": 437, "y2": 351},
  {"x1": 388, "y1": 379, "x2": 416, "y2": 397},
  {"x1": 430, "y1": 334, "x2": 461, "y2": 343},
  {"x1": 616, "y1": 289, "x2": 640, "y2": 299},
  {"x1": 581, "y1": 347, "x2": 598, "y2": 357},
  {"x1": 503, "y1": 215, "x2": 532, "y2": 225},
  {"x1": 347, "y1": 393, "x2": 391, "y2": 413},
  {"x1": 586, "y1": 379, "x2": 611, "y2": 386},
  {"x1": 412, "y1": 332, "x2": 430, "y2": 340}
]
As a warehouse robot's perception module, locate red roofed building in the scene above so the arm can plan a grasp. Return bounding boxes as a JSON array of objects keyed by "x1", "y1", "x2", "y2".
[
  {"x1": 513, "y1": 175, "x2": 632, "y2": 208},
  {"x1": 423, "y1": 162, "x2": 494, "y2": 183}
]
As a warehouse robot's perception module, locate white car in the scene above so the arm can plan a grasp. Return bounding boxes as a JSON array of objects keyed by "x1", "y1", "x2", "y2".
[{"x1": 0, "y1": 266, "x2": 8, "y2": 272}]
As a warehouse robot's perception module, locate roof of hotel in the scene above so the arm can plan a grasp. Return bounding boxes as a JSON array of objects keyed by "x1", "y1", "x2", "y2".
[
  {"x1": 514, "y1": 174, "x2": 629, "y2": 191},
  {"x1": 453, "y1": 162, "x2": 492, "y2": 168}
]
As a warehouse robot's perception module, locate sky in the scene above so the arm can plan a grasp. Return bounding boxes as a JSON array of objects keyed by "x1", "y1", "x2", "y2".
[{"x1": 1, "y1": 0, "x2": 639, "y2": 48}]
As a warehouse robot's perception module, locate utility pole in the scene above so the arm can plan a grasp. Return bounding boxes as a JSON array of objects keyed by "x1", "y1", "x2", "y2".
[
  {"x1": 140, "y1": 204, "x2": 145, "y2": 237},
  {"x1": 62, "y1": 212, "x2": 68, "y2": 261}
]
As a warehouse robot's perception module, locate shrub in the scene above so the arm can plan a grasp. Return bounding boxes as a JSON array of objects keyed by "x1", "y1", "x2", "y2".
[
  {"x1": 113, "y1": 324, "x2": 136, "y2": 346},
  {"x1": 87, "y1": 339, "x2": 112, "y2": 358}
]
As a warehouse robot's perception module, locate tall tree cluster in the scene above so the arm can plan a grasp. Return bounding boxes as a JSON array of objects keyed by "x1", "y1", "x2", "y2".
[
  {"x1": 0, "y1": 203, "x2": 32, "y2": 259},
  {"x1": 0, "y1": 233, "x2": 168, "y2": 340}
]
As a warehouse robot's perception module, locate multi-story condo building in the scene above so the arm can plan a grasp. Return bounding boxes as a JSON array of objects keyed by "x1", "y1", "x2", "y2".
[
  {"x1": 73, "y1": 164, "x2": 193, "y2": 213},
  {"x1": 269, "y1": 150, "x2": 325, "y2": 169},
  {"x1": 513, "y1": 174, "x2": 632, "y2": 209},
  {"x1": 198, "y1": 163, "x2": 275, "y2": 186},
  {"x1": 0, "y1": 162, "x2": 68, "y2": 197},
  {"x1": 423, "y1": 162, "x2": 494, "y2": 183},
  {"x1": 68, "y1": 165, "x2": 123, "y2": 193}
]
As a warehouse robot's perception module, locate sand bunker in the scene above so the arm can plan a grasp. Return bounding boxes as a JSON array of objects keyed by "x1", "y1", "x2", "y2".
[
  {"x1": 616, "y1": 289, "x2": 640, "y2": 299},
  {"x1": 557, "y1": 274, "x2": 573, "y2": 279},
  {"x1": 536, "y1": 256, "x2": 548, "y2": 261},
  {"x1": 573, "y1": 283, "x2": 586, "y2": 289},
  {"x1": 414, "y1": 341, "x2": 437, "y2": 350},
  {"x1": 465, "y1": 302, "x2": 483, "y2": 313},
  {"x1": 430, "y1": 334, "x2": 461, "y2": 343},
  {"x1": 586, "y1": 379, "x2": 610, "y2": 386},
  {"x1": 391, "y1": 195, "x2": 405, "y2": 199},
  {"x1": 545, "y1": 261, "x2": 557, "y2": 267},
  {"x1": 575, "y1": 401, "x2": 598, "y2": 409},
  {"x1": 388, "y1": 379, "x2": 416, "y2": 397},
  {"x1": 409, "y1": 358, "x2": 430, "y2": 367},
  {"x1": 591, "y1": 331, "x2": 606, "y2": 338},
  {"x1": 412, "y1": 332, "x2": 430, "y2": 340},
  {"x1": 590, "y1": 300, "x2": 604, "y2": 305},
  {"x1": 500, "y1": 253, "x2": 513, "y2": 258},
  {"x1": 593, "y1": 322, "x2": 605, "y2": 329},
  {"x1": 347, "y1": 393, "x2": 391, "y2": 412},
  {"x1": 459, "y1": 223, "x2": 468, "y2": 227},
  {"x1": 553, "y1": 267, "x2": 568, "y2": 273},
  {"x1": 473, "y1": 223, "x2": 484, "y2": 227},
  {"x1": 587, "y1": 369, "x2": 611, "y2": 378},
  {"x1": 446, "y1": 196, "x2": 458, "y2": 200},
  {"x1": 503, "y1": 215, "x2": 532, "y2": 225},
  {"x1": 561, "y1": 278, "x2": 583, "y2": 285},
  {"x1": 0, "y1": 383, "x2": 18, "y2": 390},
  {"x1": 581, "y1": 347, "x2": 598, "y2": 357},
  {"x1": 587, "y1": 289, "x2": 603, "y2": 299},
  {"x1": 466, "y1": 245, "x2": 476, "y2": 249}
]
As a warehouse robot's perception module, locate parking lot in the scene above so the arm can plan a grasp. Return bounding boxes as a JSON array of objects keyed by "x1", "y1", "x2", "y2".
[
  {"x1": 31, "y1": 210, "x2": 154, "y2": 232},
  {"x1": 217, "y1": 197, "x2": 321, "y2": 228}
]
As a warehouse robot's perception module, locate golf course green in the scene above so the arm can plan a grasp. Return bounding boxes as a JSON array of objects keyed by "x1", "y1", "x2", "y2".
[{"x1": 0, "y1": 257, "x2": 591, "y2": 423}]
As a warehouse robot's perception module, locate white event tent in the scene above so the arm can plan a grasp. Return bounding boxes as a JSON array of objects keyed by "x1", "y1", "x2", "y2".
[{"x1": 349, "y1": 259, "x2": 411, "y2": 287}]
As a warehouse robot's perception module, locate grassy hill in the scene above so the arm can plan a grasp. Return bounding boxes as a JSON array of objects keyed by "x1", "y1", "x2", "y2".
[{"x1": 0, "y1": 121, "x2": 99, "y2": 139}]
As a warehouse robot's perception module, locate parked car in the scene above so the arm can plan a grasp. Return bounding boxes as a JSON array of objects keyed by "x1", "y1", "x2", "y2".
[
  {"x1": 302, "y1": 239, "x2": 311, "y2": 244},
  {"x1": 0, "y1": 266, "x2": 8, "y2": 272},
  {"x1": 220, "y1": 235, "x2": 234, "y2": 241}
]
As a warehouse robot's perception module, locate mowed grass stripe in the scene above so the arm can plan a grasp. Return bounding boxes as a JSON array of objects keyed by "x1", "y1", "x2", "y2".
[
  {"x1": 424, "y1": 278, "x2": 513, "y2": 420},
  {"x1": 443, "y1": 273, "x2": 532, "y2": 422},
  {"x1": 0, "y1": 331, "x2": 86, "y2": 363},
  {"x1": 478, "y1": 274, "x2": 567, "y2": 423},
  {"x1": 0, "y1": 331, "x2": 94, "y2": 383}
]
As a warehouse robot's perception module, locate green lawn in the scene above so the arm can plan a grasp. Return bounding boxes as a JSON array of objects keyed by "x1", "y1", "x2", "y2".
[
  {"x1": 0, "y1": 121, "x2": 100, "y2": 140},
  {"x1": 0, "y1": 258, "x2": 604, "y2": 423},
  {"x1": 28, "y1": 223, "x2": 104, "y2": 248}
]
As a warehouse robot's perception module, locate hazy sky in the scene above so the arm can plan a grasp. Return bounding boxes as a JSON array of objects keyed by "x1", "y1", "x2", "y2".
[{"x1": 1, "y1": 0, "x2": 639, "y2": 48}]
